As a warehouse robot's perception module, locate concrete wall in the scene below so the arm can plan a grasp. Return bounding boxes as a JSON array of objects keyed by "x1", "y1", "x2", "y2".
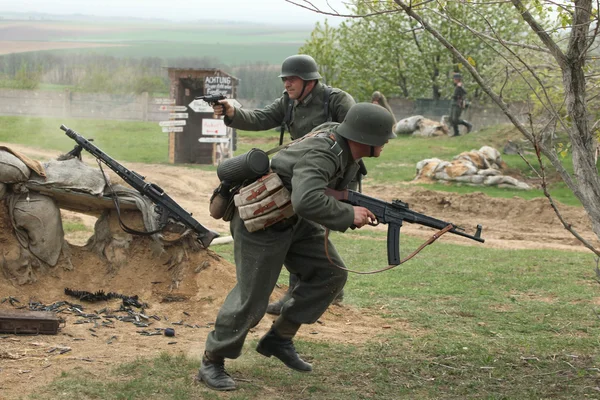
[
  {"x1": 0, "y1": 89, "x2": 165, "y2": 122},
  {"x1": 0, "y1": 89, "x2": 526, "y2": 130},
  {"x1": 389, "y1": 98, "x2": 528, "y2": 129}
]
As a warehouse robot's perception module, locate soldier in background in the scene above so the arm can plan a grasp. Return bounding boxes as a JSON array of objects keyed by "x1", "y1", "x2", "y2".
[
  {"x1": 371, "y1": 91, "x2": 397, "y2": 124},
  {"x1": 197, "y1": 103, "x2": 397, "y2": 391},
  {"x1": 448, "y1": 73, "x2": 473, "y2": 136},
  {"x1": 212, "y1": 54, "x2": 355, "y2": 316}
]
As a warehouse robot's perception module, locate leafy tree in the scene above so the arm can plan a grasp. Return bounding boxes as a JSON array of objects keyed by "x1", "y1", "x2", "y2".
[
  {"x1": 289, "y1": 0, "x2": 600, "y2": 254},
  {"x1": 298, "y1": 0, "x2": 544, "y2": 102},
  {"x1": 299, "y1": 19, "x2": 343, "y2": 87},
  {"x1": 11, "y1": 62, "x2": 42, "y2": 89}
]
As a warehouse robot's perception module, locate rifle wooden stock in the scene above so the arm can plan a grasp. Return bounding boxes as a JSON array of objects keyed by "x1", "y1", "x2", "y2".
[{"x1": 325, "y1": 188, "x2": 484, "y2": 265}]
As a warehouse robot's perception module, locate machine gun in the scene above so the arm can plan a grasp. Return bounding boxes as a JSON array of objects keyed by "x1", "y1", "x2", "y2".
[
  {"x1": 325, "y1": 188, "x2": 484, "y2": 265},
  {"x1": 60, "y1": 124, "x2": 219, "y2": 248}
]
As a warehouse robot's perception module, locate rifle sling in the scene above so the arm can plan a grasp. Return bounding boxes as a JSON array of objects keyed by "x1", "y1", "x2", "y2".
[
  {"x1": 322, "y1": 224, "x2": 454, "y2": 274},
  {"x1": 97, "y1": 160, "x2": 166, "y2": 237}
]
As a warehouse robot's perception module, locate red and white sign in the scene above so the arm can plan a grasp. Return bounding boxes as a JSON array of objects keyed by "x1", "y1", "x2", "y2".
[{"x1": 202, "y1": 119, "x2": 227, "y2": 136}]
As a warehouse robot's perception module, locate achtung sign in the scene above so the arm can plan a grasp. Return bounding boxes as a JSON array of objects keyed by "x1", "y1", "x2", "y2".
[{"x1": 204, "y1": 76, "x2": 232, "y2": 97}]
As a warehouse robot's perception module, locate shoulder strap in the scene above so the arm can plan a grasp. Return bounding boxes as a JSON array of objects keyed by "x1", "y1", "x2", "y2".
[
  {"x1": 280, "y1": 92, "x2": 294, "y2": 146},
  {"x1": 323, "y1": 86, "x2": 332, "y2": 122},
  {"x1": 267, "y1": 130, "x2": 341, "y2": 157}
]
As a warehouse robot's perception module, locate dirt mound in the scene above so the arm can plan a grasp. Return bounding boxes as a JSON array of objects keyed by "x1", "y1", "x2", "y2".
[
  {"x1": 1, "y1": 142, "x2": 599, "y2": 399},
  {"x1": 368, "y1": 184, "x2": 597, "y2": 252},
  {"x1": 0, "y1": 198, "x2": 405, "y2": 400}
]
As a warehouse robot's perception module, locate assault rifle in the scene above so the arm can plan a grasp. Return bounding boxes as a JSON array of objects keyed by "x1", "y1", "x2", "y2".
[
  {"x1": 60, "y1": 125, "x2": 219, "y2": 248},
  {"x1": 325, "y1": 188, "x2": 484, "y2": 265}
]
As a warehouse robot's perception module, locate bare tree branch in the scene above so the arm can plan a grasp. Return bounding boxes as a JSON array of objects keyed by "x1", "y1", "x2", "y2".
[
  {"x1": 510, "y1": 0, "x2": 568, "y2": 68},
  {"x1": 518, "y1": 119, "x2": 600, "y2": 256}
]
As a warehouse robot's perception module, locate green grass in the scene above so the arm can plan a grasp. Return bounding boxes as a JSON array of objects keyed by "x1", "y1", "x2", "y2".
[
  {"x1": 3, "y1": 114, "x2": 597, "y2": 399},
  {"x1": 0, "y1": 116, "x2": 581, "y2": 206},
  {"x1": 0, "y1": 116, "x2": 169, "y2": 164},
  {"x1": 26, "y1": 234, "x2": 600, "y2": 399},
  {"x1": 62, "y1": 221, "x2": 92, "y2": 233}
]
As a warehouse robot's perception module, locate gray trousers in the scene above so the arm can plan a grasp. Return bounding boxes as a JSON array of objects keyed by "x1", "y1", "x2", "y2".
[
  {"x1": 205, "y1": 210, "x2": 348, "y2": 359},
  {"x1": 449, "y1": 104, "x2": 469, "y2": 136}
]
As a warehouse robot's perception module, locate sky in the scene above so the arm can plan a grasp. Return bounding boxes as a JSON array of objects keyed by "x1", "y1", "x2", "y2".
[{"x1": 0, "y1": 0, "x2": 350, "y2": 25}]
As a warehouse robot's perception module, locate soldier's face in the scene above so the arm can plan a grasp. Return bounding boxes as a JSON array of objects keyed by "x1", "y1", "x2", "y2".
[
  {"x1": 372, "y1": 143, "x2": 387, "y2": 157},
  {"x1": 282, "y1": 76, "x2": 305, "y2": 100}
]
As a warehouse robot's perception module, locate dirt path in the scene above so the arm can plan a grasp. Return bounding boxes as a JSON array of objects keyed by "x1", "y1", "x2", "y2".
[{"x1": 0, "y1": 142, "x2": 598, "y2": 399}]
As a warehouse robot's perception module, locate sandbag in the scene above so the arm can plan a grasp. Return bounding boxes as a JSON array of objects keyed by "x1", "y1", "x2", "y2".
[
  {"x1": 394, "y1": 115, "x2": 424, "y2": 135},
  {"x1": 28, "y1": 158, "x2": 106, "y2": 196},
  {"x1": 9, "y1": 192, "x2": 64, "y2": 266},
  {"x1": 0, "y1": 150, "x2": 30, "y2": 183}
]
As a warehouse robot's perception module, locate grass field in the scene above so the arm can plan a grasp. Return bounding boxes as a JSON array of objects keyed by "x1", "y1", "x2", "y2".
[
  {"x1": 0, "y1": 115, "x2": 580, "y2": 206},
  {"x1": 0, "y1": 19, "x2": 310, "y2": 64},
  {"x1": 2, "y1": 115, "x2": 598, "y2": 399}
]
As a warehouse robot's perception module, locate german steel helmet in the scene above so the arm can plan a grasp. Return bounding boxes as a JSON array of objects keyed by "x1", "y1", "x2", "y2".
[
  {"x1": 336, "y1": 103, "x2": 396, "y2": 146},
  {"x1": 279, "y1": 54, "x2": 322, "y2": 81}
]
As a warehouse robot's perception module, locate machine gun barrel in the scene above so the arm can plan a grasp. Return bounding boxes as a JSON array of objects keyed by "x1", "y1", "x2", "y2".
[{"x1": 60, "y1": 124, "x2": 219, "y2": 247}]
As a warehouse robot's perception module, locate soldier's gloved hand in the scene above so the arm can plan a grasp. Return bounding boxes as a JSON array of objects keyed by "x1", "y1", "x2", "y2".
[
  {"x1": 352, "y1": 206, "x2": 376, "y2": 228},
  {"x1": 213, "y1": 99, "x2": 235, "y2": 118}
]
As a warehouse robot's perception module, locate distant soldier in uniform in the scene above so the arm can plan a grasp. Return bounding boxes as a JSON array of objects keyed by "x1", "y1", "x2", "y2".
[
  {"x1": 212, "y1": 54, "x2": 355, "y2": 316},
  {"x1": 197, "y1": 103, "x2": 396, "y2": 391},
  {"x1": 448, "y1": 73, "x2": 473, "y2": 136}
]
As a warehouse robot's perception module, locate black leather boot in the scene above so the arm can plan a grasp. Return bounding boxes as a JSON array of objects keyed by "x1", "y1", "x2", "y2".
[
  {"x1": 197, "y1": 353, "x2": 236, "y2": 391},
  {"x1": 465, "y1": 121, "x2": 473, "y2": 133},
  {"x1": 256, "y1": 329, "x2": 312, "y2": 372}
]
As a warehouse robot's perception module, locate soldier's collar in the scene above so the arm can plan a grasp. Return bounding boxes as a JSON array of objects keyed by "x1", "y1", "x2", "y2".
[{"x1": 298, "y1": 83, "x2": 323, "y2": 107}]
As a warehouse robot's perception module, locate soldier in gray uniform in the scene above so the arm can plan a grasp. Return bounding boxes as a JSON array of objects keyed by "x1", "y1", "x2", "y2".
[
  {"x1": 214, "y1": 54, "x2": 355, "y2": 140},
  {"x1": 198, "y1": 103, "x2": 396, "y2": 391},
  {"x1": 449, "y1": 73, "x2": 473, "y2": 136},
  {"x1": 213, "y1": 54, "x2": 356, "y2": 316}
]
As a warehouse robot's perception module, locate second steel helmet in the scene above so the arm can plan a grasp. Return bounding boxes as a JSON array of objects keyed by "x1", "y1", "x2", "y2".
[
  {"x1": 279, "y1": 55, "x2": 322, "y2": 81},
  {"x1": 336, "y1": 103, "x2": 396, "y2": 146}
]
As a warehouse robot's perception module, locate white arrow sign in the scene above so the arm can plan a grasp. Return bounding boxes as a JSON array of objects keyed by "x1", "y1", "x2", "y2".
[
  {"x1": 169, "y1": 113, "x2": 189, "y2": 119},
  {"x1": 159, "y1": 120, "x2": 186, "y2": 127},
  {"x1": 188, "y1": 99, "x2": 214, "y2": 113},
  {"x1": 154, "y1": 98, "x2": 175, "y2": 105},
  {"x1": 159, "y1": 105, "x2": 187, "y2": 112},
  {"x1": 162, "y1": 127, "x2": 184, "y2": 133},
  {"x1": 199, "y1": 137, "x2": 230, "y2": 143}
]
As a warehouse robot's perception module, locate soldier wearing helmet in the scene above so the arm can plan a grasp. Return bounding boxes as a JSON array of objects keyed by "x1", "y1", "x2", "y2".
[
  {"x1": 198, "y1": 103, "x2": 396, "y2": 391},
  {"x1": 212, "y1": 54, "x2": 355, "y2": 140},
  {"x1": 213, "y1": 54, "x2": 356, "y2": 316},
  {"x1": 448, "y1": 72, "x2": 473, "y2": 136}
]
